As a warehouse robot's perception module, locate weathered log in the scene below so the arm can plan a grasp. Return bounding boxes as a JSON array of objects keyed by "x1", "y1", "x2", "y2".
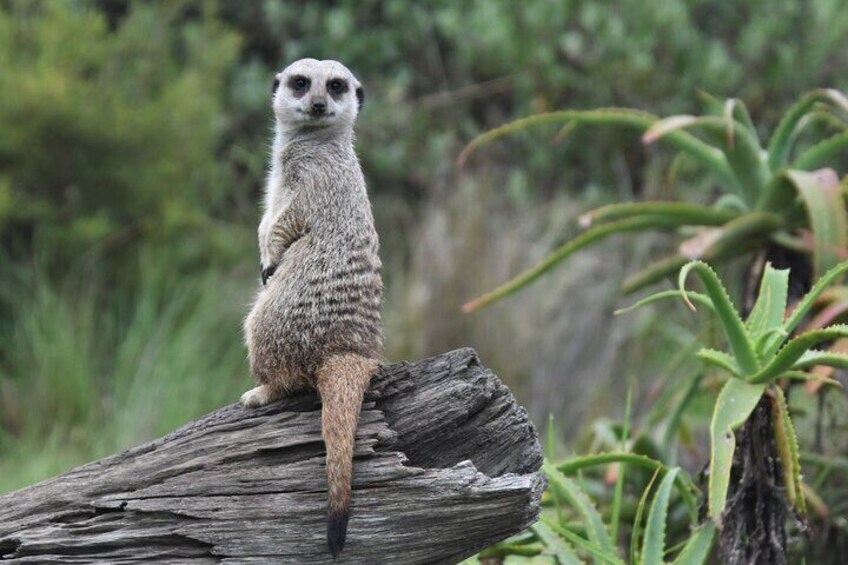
[{"x1": 0, "y1": 348, "x2": 543, "y2": 564}]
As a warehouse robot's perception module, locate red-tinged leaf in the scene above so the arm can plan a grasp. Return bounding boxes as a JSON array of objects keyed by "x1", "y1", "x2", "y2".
[
  {"x1": 643, "y1": 115, "x2": 700, "y2": 144},
  {"x1": 786, "y1": 169, "x2": 848, "y2": 278},
  {"x1": 805, "y1": 337, "x2": 848, "y2": 395}
]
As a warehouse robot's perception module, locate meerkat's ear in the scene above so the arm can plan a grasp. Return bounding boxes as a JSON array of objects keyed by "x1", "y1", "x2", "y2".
[
  {"x1": 272, "y1": 73, "x2": 282, "y2": 96},
  {"x1": 355, "y1": 85, "x2": 364, "y2": 111}
]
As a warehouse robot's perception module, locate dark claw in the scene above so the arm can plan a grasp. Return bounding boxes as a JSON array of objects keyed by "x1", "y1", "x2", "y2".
[{"x1": 261, "y1": 264, "x2": 277, "y2": 286}]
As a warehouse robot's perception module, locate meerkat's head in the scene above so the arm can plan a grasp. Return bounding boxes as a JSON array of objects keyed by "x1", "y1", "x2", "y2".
[{"x1": 271, "y1": 58, "x2": 364, "y2": 133}]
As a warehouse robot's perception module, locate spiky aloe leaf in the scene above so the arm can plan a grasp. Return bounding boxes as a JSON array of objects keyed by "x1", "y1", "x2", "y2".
[
  {"x1": 793, "y1": 130, "x2": 848, "y2": 170},
  {"x1": 679, "y1": 261, "x2": 759, "y2": 374},
  {"x1": 770, "y1": 387, "x2": 806, "y2": 515},
  {"x1": 457, "y1": 108, "x2": 735, "y2": 185},
  {"x1": 783, "y1": 260, "x2": 848, "y2": 335},
  {"x1": 792, "y1": 349, "x2": 848, "y2": 370},
  {"x1": 531, "y1": 520, "x2": 583, "y2": 565},
  {"x1": 751, "y1": 325, "x2": 848, "y2": 383},
  {"x1": 578, "y1": 202, "x2": 739, "y2": 229},
  {"x1": 622, "y1": 212, "x2": 783, "y2": 295},
  {"x1": 623, "y1": 255, "x2": 690, "y2": 295},
  {"x1": 709, "y1": 379, "x2": 767, "y2": 525},
  {"x1": 767, "y1": 89, "x2": 848, "y2": 170},
  {"x1": 697, "y1": 348, "x2": 741, "y2": 377},
  {"x1": 746, "y1": 264, "x2": 790, "y2": 340},
  {"x1": 614, "y1": 290, "x2": 715, "y2": 316},
  {"x1": 644, "y1": 116, "x2": 769, "y2": 208},
  {"x1": 724, "y1": 98, "x2": 759, "y2": 144},
  {"x1": 671, "y1": 523, "x2": 716, "y2": 565},
  {"x1": 543, "y1": 461, "x2": 619, "y2": 565},
  {"x1": 631, "y1": 470, "x2": 661, "y2": 565},
  {"x1": 540, "y1": 518, "x2": 626, "y2": 565},
  {"x1": 642, "y1": 467, "x2": 681, "y2": 565},
  {"x1": 463, "y1": 216, "x2": 675, "y2": 312},
  {"x1": 785, "y1": 169, "x2": 848, "y2": 279}
]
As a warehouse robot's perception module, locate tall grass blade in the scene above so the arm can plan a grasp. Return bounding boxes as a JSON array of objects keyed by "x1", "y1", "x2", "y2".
[{"x1": 610, "y1": 386, "x2": 633, "y2": 543}]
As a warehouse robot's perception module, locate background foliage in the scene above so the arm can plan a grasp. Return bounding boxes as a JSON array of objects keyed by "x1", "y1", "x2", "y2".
[{"x1": 2, "y1": 2, "x2": 848, "y2": 559}]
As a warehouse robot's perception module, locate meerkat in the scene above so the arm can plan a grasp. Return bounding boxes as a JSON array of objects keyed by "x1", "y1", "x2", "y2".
[{"x1": 240, "y1": 58, "x2": 382, "y2": 557}]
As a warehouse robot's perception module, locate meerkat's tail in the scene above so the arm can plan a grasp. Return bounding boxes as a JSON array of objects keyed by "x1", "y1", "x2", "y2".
[{"x1": 316, "y1": 353, "x2": 376, "y2": 557}]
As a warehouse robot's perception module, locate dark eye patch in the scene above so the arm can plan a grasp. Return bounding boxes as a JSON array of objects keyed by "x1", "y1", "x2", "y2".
[
  {"x1": 327, "y1": 78, "x2": 349, "y2": 99},
  {"x1": 272, "y1": 77, "x2": 280, "y2": 95},
  {"x1": 288, "y1": 75, "x2": 310, "y2": 97}
]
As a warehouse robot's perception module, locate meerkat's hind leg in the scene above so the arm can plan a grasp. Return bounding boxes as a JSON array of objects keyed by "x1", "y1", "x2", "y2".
[{"x1": 240, "y1": 384, "x2": 282, "y2": 408}]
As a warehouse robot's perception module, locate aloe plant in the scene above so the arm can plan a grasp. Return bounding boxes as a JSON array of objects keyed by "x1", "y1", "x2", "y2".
[
  {"x1": 623, "y1": 259, "x2": 848, "y2": 525},
  {"x1": 460, "y1": 90, "x2": 848, "y2": 312},
  {"x1": 472, "y1": 457, "x2": 714, "y2": 565}
]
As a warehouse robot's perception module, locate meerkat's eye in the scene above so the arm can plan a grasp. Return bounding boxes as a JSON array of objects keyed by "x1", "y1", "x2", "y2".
[
  {"x1": 289, "y1": 76, "x2": 310, "y2": 92},
  {"x1": 327, "y1": 79, "x2": 348, "y2": 95}
]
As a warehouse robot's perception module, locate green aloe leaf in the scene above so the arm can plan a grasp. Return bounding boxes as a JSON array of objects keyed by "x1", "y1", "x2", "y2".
[
  {"x1": 532, "y1": 520, "x2": 583, "y2": 565},
  {"x1": 615, "y1": 290, "x2": 715, "y2": 316},
  {"x1": 457, "y1": 108, "x2": 735, "y2": 185},
  {"x1": 631, "y1": 470, "x2": 661, "y2": 565},
  {"x1": 793, "y1": 130, "x2": 848, "y2": 170},
  {"x1": 555, "y1": 452, "x2": 700, "y2": 519},
  {"x1": 745, "y1": 263, "x2": 790, "y2": 341},
  {"x1": 768, "y1": 88, "x2": 848, "y2": 170},
  {"x1": 770, "y1": 387, "x2": 806, "y2": 515},
  {"x1": 541, "y1": 518, "x2": 626, "y2": 565},
  {"x1": 783, "y1": 260, "x2": 848, "y2": 335},
  {"x1": 622, "y1": 212, "x2": 783, "y2": 295},
  {"x1": 623, "y1": 255, "x2": 690, "y2": 295},
  {"x1": 578, "y1": 202, "x2": 739, "y2": 229},
  {"x1": 751, "y1": 325, "x2": 848, "y2": 383},
  {"x1": 671, "y1": 523, "x2": 716, "y2": 565},
  {"x1": 644, "y1": 116, "x2": 769, "y2": 208},
  {"x1": 679, "y1": 261, "x2": 759, "y2": 374},
  {"x1": 724, "y1": 98, "x2": 759, "y2": 144},
  {"x1": 791, "y1": 349, "x2": 848, "y2": 370},
  {"x1": 697, "y1": 348, "x2": 741, "y2": 377},
  {"x1": 463, "y1": 216, "x2": 671, "y2": 312},
  {"x1": 642, "y1": 467, "x2": 681, "y2": 565},
  {"x1": 543, "y1": 461, "x2": 619, "y2": 565},
  {"x1": 784, "y1": 169, "x2": 848, "y2": 279},
  {"x1": 709, "y1": 379, "x2": 766, "y2": 525}
]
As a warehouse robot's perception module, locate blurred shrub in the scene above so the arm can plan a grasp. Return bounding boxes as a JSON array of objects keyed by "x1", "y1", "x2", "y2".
[{"x1": 0, "y1": 0, "x2": 243, "y2": 276}]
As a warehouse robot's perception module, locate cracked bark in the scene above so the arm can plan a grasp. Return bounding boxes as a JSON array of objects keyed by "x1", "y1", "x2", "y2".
[{"x1": 0, "y1": 348, "x2": 544, "y2": 564}]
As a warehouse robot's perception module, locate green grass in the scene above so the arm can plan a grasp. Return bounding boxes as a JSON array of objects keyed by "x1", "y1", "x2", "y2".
[{"x1": 0, "y1": 258, "x2": 253, "y2": 493}]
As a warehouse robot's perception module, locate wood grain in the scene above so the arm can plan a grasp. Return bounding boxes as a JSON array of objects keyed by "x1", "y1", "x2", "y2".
[{"x1": 0, "y1": 348, "x2": 543, "y2": 564}]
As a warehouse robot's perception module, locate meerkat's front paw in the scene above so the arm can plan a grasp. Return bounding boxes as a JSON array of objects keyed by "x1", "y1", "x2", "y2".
[{"x1": 240, "y1": 385, "x2": 278, "y2": 408}]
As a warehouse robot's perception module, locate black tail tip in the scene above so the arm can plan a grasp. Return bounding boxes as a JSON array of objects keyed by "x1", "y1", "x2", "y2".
[{"x1": 327, "y1": 509, "x2": 350, "y2": 557}]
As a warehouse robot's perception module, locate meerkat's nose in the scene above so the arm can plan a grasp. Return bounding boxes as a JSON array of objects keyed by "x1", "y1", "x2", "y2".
[{"x1": 311, "y1": 99, "x2": 327, "y2": 114}]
